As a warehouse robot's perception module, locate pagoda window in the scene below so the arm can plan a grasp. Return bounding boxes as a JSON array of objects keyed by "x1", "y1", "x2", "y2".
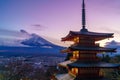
[
  {"x1": 73, "y1": 51, "x2": 79, "y2": 59},
  {"x1": 99, "y1": 69, "x2": 104, "y2": 77},
  {"x1": 71, "y1": 68, "x2": 78, "y2": 75},
  {"x1": 73, "y1": 37, "x2": 79, "y2": 43}
]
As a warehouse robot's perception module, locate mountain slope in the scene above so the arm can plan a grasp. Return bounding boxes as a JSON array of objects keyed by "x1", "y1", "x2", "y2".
[{"x1": 21, "y1": 33, "x2": 53, "y2": 46}]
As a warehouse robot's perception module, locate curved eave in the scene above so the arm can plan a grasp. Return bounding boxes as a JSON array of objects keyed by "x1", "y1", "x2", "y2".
[
  {"x1": 61, "y1": 31, "x2": 76, "y2": 41},
  {"x1": 68, "y1": 62, "x2": 120, "y2": 68},
  {"x1": 61, "y1": 48, "x2": 71, "y2": 53},
  {"x1": 61, "y1": 47, "x2": 116, "y2": 53},
  {"x1": 58, "y1": 60, "x2": 75, "y2": 68},
  {"x1": 55, "y1": 73, "x2": 75, "y2": 80},
  {"x1": 72, "y1": 31, "x2": 114, "y2": 36},
  {"x1": 61, "y1": 31, "x2": 114, "y2": 41},
  {"x1": 74, "y1": 77, "x2": 110, "y2": 80},
  {"x1": 70, "y1": 47, "x2": 116, "y2": 52}
]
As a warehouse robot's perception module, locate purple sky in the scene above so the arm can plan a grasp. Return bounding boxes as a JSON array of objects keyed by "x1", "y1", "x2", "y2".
[{"x1": 0, "y1": 0, "x2": 120, "y2": 46}]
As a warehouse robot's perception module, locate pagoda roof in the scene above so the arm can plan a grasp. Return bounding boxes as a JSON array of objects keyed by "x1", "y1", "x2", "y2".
[
  {"x1": 62, "y1": 30, "x2": 114, "y2": 41},
  {"x1": 68, "y1": 61, "x2": 120, "y2": 68},
  {"x1": 56, "y1": 73, "x2": 109, "y2": 80},
  {"x1": 58, "y1": 60, "x2": 75, "y2": 68},
  {"x1": 69, "y1": 45, "x2": 116, "y2": 52},
  {"x1": 56, "y1": 73, "x2": 75, "y2": 80},
  {"x1": 61, "y1": 46, "x2": 116, "y2": 53},
  {"x1": 74, "y1": 77, "x2": 110, "y2": 80}
]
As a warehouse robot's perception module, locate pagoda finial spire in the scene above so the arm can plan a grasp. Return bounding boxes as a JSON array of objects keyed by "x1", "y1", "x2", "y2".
[
  {"x1": 81, "y1": 0, "x2": 88, "y2": 32},
  {"x1": 82, "y1": 0, "x2": 85, "y2": 29}
]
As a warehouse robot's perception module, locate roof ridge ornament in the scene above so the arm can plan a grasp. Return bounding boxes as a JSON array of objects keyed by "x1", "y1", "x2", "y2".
[{"x1": 80, "y1": 0, "x2": 88, "y2": 32}]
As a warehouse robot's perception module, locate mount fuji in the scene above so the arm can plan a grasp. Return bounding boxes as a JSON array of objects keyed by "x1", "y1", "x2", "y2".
[
  {"x1": 0, "y1": 30, "x2": 65, "y2": 57},
  {"x1": 21, "y1": 33, "x2": 56, "y2": 48}
]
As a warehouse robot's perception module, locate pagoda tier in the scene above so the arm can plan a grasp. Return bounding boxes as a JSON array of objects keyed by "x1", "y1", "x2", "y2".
[
  {"x1": 74, "y1": 77, "x2": 110, "y2": 80},
  {"x1": 68, "y1": 61, "x2": 120, "y2": 68},
  {"x1": 67, "y1": 63, "x2": 120, "y2": 79},
  {"x1": 58, "y1": 60, "x2": 120, "y2": 69},
  {"x1": 62, "y1": 31, "x2": 114, "y2": 41},
  {"x1": 61, "y1": 46, "x2": 116, "y2": 53},
  {"x1": 56, "y1": 73, "x2": 75, "y2": 80},
  {"x1": 58, "y1": 60, "x2": 75, "y2": 68},
  {"x1": 56, "y1": 73, "x2": 109, "y2": 80}
]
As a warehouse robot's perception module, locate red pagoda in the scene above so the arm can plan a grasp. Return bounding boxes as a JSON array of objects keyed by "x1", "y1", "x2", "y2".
[{"x1": 55, "y1": 0, "x2": 120, "y2": 80}]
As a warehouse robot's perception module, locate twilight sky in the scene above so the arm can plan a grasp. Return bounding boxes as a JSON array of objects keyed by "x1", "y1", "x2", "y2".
[{"x1": 0, "y1": 0, "x2": 120, "y2": 46}]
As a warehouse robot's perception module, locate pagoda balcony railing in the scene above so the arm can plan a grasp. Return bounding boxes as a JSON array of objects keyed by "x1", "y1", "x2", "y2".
[
  {"x1": 70, "y1": 57, "x2": 100, "y2": 62},
  {"x1": 71, "y1": 43, "x2": 77, "y2": 47},
  {"x1": 76, "y1": 74, "x2": 100, "y2": 78},
  {"x1": 70, "y1": 57, "x2": 77, "y2": 61},
  {"x1": 79, "y1": 57, "x2": 100, "y2": 60}
]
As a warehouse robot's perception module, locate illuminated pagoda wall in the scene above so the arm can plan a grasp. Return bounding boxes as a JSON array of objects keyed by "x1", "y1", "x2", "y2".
[{"x1": 54, "y1": 0, "x2": 120, "y2": 80}]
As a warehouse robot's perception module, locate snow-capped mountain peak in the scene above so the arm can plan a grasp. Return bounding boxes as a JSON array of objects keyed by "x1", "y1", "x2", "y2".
[{"x1": 21, "y1": 33, "x2": 55, "y2": 47}]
